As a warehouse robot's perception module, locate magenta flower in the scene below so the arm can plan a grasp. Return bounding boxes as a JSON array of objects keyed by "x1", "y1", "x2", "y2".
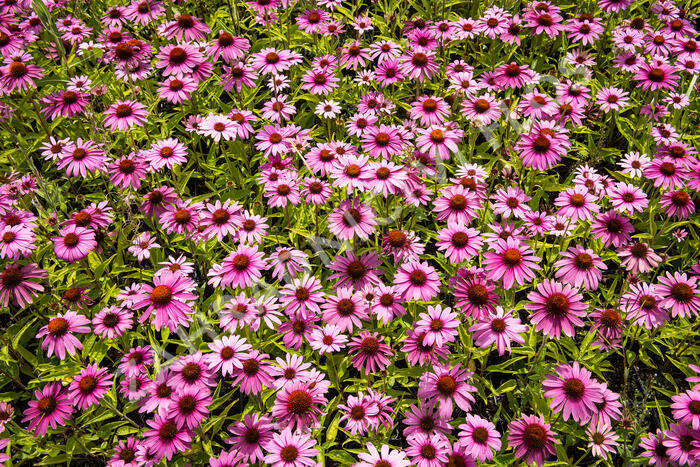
[
  {"x1": 348, "y1": 331, "x2": 393, "y2": 374},
  {"x1": 656, "y1": 272, "x2": 700, "y2": 318},
  {"x1": 142, "y1": 414, "x2": 192, "y2": 462},
  {"x1": 525, "y1": 279, "x2": 588, "y2": 339},
  {"x1": 415, "y1": 304, "x2": 460, "y2": 347},
  {"x1": 233, "y1": 350, "x2": 273, "y2": 395},
  {"x1": 227, "y1": 413, "x2": 274, "y2": 462},
  {"x1": 671, "y1": 390, "x2": 700, "y2": 430},
  {"x1": 167, "y1": 387, "x2": 212, "y2": 430},
  {"x1": 0, "y1": 262, "x2": 45, "y2": 307},
  {"x1": 542, "y1": 362, "x2": 604, "y2": 423},
  {"x1": 433, "y1": 185, "x2": 480, "y2": 225},
  {"x1": 36, "y1": 311, "x2": 91, "y2": 360},
  {"x1": 418, "y1": 363, "x2": 476, "y2": 418},
  {"x1": 469, "y1": 306, "x2": 528, "y2": 355},
  {"x1": 68, "y1": 364, "x2": 113, "y2": 410},
  {"x1": 22, "y1": 382, "x2": 74, "y2": 437},
  {"x1": 271, "y1": 380, "x2": 328, "y2": 432},
  {"x1": 208, "y1": 245, "x2": 267, "y2": 290},
  {"x1": 457, "y1": 414, "x2": 502, "y2": 462},
  {"x1": 483, "y1": 237, "x2": 541, "y2": 290},
  {"x1": 103, "y1": 100, "x2": 149, "y2": 131},
  {"x1": 321, "y1": 287, "x2": 369, "y2": 333},
  {"x1": 393, "y1": 260, "x2": 441, "y2": 301},
  {"x1": 507, "y1": 414, "x2": 558, "y2": 466},
  {"x1": 553, "y1": 245, "x2": 607, "y2": 290},
  {"x1": 587, "y1": 421, "x2": 619, "y2": 458},
  {"x1": 133, "y1": 271, "x2": 197, "y2": 332},
  {"x1": 328, "y1": 199, "x2": 376, "y2": 240},
  {"x1": 262, "y1": 430, "x2": 318, "y2": 467}
]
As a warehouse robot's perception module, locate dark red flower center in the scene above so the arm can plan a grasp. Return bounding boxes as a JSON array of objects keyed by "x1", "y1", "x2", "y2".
[
  {"x1": 490, "y1": 318, "x2": 506, "y2": 333},
  {"x1": 523, "y1": 424, "x2": 547, "y2": 448},
  {"x1": 545, "y1": 293, "x2": 570, "y2": 317},
  {"x1": 600, "y1": 309, "x2": 621, "y2": 328},
  {"x1": 436, "y1": 375, "x2": 456, "y2": 395},
  {"x1": 242, "y1": 358, "x2": 259, "y2": 375},
  {"x1": 37, "y1": 397, "x2": 57, "y2": 415},
  {"x1": 158, "y1": 421, "x2": 178, "y2": 441},
  {"x1": 412, "y1": 52, "x2": 428, "y2": 67},
  {"x1": 467, "y1": 284, "x2": 489, "y2": 306},
  {"x1": 573, "y1": 253, "x2": 593, "y2": 270},
  {"x1": 151, "y1": 285, "x2": 172, "y2": 306},
  {"x1": 169, "y1": 47, "x2": 188, "y2": 64},
  {"x1": 647, "y1": 68, "x2": 665, "y2": 83},
  {"x1": 360, "y1": 336, "x2": 380, "y2": 354},
  {"x1": 563, "y1": 377, "x2": 585, "y2": 399},
  {"x1": 181, "y1": 363, "x2": 201, "y2": 382},
  {"x1": 8, "y1": 61, "x2": 27, "y2": 78},
  {"x1": 502, "y1": 248, "x2": 522, "y2": 266},
  {"x1": 232, "y1": 254, "x2": 250, "y2": 271},
  {"x1": 570, "y1": 194, "x2": 585, "y2": 207},
  {"x1": 177, "y1": 14, "x2": 195, "y2": 29},
  {"x1": 670, "y1": 283, "x2": 694, "y2": 303},
  {"x1": 79, "y1": 375, "x2": 98, "y2": 393},
  {"x1": 114, "y1": 104, "x2": 133, "y2": 118},
  {"x1": 472, "y1": 426, "x2": 489, "y2": 443},
  {"x1": 280, "y1": 446, "x2": 298, "y2": 462},
  {"x1": 287, "y1": 389, "x2": 312, "y2": 414},
  {"x1": 218, "y1": 32, "x2": 234, "y2": 47}
]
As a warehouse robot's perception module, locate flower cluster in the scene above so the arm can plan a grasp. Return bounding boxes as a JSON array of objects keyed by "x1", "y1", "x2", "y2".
[{"x1": 0, "y1": 0, "x2": 698, "y2": 465}]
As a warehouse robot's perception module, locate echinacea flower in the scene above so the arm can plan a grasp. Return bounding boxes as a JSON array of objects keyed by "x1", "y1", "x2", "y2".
[
  {"x1": 587, "y1": 421, "x2": 619, "y2": 458},
  {"x1": 262, "y1": 430, "x2": 318, "y2": 467},
  {"x1": 418, "y1": 363, "x2": 476, "y2": 418},
  {"x1": 328, "y1": 199, "x2": 376, "y2": 240},
  {"x1": 671, "y1": 390, "x2": 700, "y2": 430},
  {"x1": 662, "y1": 423, "x2": 699, "y2": 466},
  {"x1": 271, "y1": 380, "x2": 328, "y2": 432},
  {"x1": 167, "y1": 387, "x2": 212, "y2": 430},
  {"x1": 68, "y1": 364, "x2": 112, "y2": 410},
  {"x1": 348, "y1": 331, "x2": 393, "y2": 374},
  {"x1": 415, "y1": 304, "x2": 460, "y2": 347},
  {"x1": 355, "y1": 443, "x2": 411, "y2": 467},
  {"x1": 542, "y1": 362, "x2": 604, "y2": 423},
  {"x1": 553, "y1": 245, "x2": 607, "y2": 290},
  {"x1": 321, "y1": 287, "x2": 370, "y2": 333},
  {"x1": 133, "y1": 271, "x2": 197, "y2": 332},
  {"x1": 226, "y1": 414, "x2": 274, "y2": 463},
  {"x1": 170, "y1": 352, "x2": 216, "y2": 391},
  {"x1": 36, "y1": 311, "x2": 91, "y2": 360},
  {"x1": 22, "y1": 382, "x2": 73, "y2": 437},
  {"x1": 507, "y1": 414, "x2": 558, "y2": 466},
  {"x1": 233, "y1": 350, "x2": 273, "y2": 395},
  {"x1": 457, "y1": 414, "x2": 502, "y2": 462},
  {"x1": 406, "y1": 432, "x2": 450, "y2": 467},
  {"x1": 483, "y1": 238, "x2": 541, "y2": 290},
  {"x1": 142, "y1": 414, "x2": 192, "y2": 462},
  {"x1": 128, "y1": 232, "x2": 159, "y2": 261},
  {"x1": 525, "y1": 280, "x2": 588, "y2": 339},
  {"x1": 393, "y1": 261, "x2": 441, "y2": 301},
  {"x1": 656, "y1": 272, "x2": 700, "y2": 318},
  {"x1": 469, "y1": 306, "x2": 528, "y2": 355},
  {"x1": 617, "y1": 242, "x2": 661, "y2": 275},
  {"x1": 104, "y1": 100, "x2": 149, "y2": 131}
]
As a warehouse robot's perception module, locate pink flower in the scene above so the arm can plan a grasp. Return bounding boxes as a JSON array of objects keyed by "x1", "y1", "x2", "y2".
[
  {"x1": 525, "y1": 280, "x2": 588, "y2": 339},
  {"x1": 482, "y1": 238, "x2": 541, "y2": 290},
  {"x1": 36, "y1": 311, "x2": 91, "y2": 360},
  {"x1": 418, "y1": 363, "x2": 476, "y2": 418},
  {"x1": 542, "y1": 362, "x2": 604, "y2": 424},
  {"x1": 469, "y1": 306, "x2": 528, "y2": 355}
]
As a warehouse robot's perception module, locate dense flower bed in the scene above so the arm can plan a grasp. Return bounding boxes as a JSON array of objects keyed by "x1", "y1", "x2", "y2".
[{"x1": 0, "y1": 0, "x2": 698, "y2": 465}]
